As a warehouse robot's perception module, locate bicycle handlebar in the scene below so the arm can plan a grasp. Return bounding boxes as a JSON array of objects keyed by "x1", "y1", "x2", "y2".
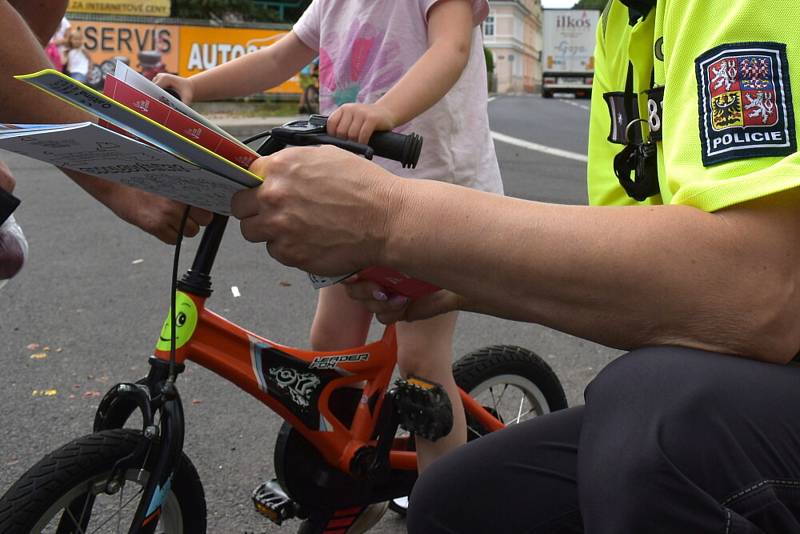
[
  {"x1": 367, "y1": 129, "x2": 423, "y2": 169},
  {"x1": 258, "y1": 115, "x2": 423, "y2": 169}
]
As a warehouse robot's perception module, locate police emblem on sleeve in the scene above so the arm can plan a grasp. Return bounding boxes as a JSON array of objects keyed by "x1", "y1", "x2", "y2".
[{"x1": 695, "y1": 42, "x2": 796, "y2": 166}]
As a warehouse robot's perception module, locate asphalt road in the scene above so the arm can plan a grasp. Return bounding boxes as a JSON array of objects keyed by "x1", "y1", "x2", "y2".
[{"x1": 0, "y1": 94, "x2": 619, "y2": 533}]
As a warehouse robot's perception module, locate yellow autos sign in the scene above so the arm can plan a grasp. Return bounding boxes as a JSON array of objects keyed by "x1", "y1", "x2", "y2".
[
  {"x1": 68, "y1": 0, "x2": 171, "y2": 17},
  {"x1": 178, "y1": 26, "x2": 300, "y2": 94}
]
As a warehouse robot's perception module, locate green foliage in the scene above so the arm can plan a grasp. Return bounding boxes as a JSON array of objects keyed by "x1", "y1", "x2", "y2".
[
  {"x1": 171, "y1": 0, "x2": 281, "y2": 22},
  {"x1": 276, "y1": 0, "x2": 313, "y2": 22},
  {"x1": 573, "y1": 0, "x2": 608, "y2": 9},
  {"x1": 484, "y1": 46, "x2": 495, "y2": 73}
]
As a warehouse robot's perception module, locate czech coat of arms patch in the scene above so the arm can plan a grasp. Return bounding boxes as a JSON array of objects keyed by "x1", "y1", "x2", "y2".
[{"x1": 695, "y1": 42, "x2": 795, "y2": 166}]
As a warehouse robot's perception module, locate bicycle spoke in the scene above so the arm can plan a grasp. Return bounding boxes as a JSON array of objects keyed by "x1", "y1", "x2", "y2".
[
  {"x1": 488, "y1": 386, "x2": 498, "y2": 413},
  {"x1": 467, "y1": 423, "x2": 485, "y2": 437},
  {"x1": 77, "y1": 491, "x2": 92, "y2": 530},
  {"x1": 87, "y1": 486, "x2": 144, "y2": 534},
  {"x1": 514, "y1": 408, "x2": 537, "y2": 423},
  {"x1": 64, "y1": 507, "x2": 87, "y2": 534},
  {"x1": 494, "y1": 384, "x2": 510, "y2": 412},
  {"x1": 514, "y1": 396, "x2": 526, "y2": 425},
  {"x1": 496, "y1": 403, "x2": 538, "y2": 426}
]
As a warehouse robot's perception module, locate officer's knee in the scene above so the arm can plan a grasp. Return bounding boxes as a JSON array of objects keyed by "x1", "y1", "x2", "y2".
[
  {"x1": 407, "y1": 459, "x2": 459, "y2": 533},
  {"x1": 581, "y1": 347, "x2": 730, "y2": 499}
]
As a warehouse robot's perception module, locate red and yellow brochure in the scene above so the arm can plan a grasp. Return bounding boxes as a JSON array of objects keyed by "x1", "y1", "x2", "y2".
[{"x1": 103, "y1": 74, "x2": 258, "y2": 169}]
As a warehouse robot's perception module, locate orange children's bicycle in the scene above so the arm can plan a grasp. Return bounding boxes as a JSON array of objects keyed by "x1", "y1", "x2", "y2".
[{"x1": 0, "y1": 117, "x2": 567, "y2": 534}]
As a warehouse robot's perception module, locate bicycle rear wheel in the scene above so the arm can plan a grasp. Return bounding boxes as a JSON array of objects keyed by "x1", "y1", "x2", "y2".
[
  {"x1": 389, "y1": 345, "x2": 567, "y2": 515},
  {"x1": 454, "y1": 344, "x2": 567, "y2": 439},
  {"x1": 0, "y1": 429, "x2": 206, "y2": 534}
]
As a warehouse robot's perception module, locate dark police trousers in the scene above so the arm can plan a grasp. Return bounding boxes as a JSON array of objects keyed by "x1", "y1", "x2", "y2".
[{"x1": 408, "y1": 347, "x2": 800, "y2": 533}]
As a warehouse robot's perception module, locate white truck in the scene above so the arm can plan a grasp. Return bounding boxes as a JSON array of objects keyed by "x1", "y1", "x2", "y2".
[{"x1": 541, "y1": 9, "x2": 600, "y2": 98}]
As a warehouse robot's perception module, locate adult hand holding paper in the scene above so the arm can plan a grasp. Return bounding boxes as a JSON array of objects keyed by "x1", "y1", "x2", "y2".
[
  {"x1": 0, "y1": 3, "x2": 208, "y2": 244},
  {"x1": 2, "y1": 70, "x2": 259, "y2": 216},
  {"x1": 0, "y1": 160, "x2": 26, "y2": 282}
]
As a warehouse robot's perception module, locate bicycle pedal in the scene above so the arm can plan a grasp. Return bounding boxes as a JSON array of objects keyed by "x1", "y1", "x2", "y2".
[
  {"x1": 393, "y1": 376, "x2": 453, "y2": 441},
  {"x1": 252, "y1": 478, "x2": 298, "y2": 525}
]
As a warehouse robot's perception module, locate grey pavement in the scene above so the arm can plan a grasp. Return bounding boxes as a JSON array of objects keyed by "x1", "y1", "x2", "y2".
[{"x1": 0, "y1": 95, "x2": 619, "y2": 533}]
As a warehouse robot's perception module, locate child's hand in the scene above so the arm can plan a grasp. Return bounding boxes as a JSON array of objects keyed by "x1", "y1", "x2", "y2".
[
  {"x1": 153, "y1": 73, "x2": 195, "y2": 105},
  {"x1": 327, "y1": 103, "x2": 397, "y2": 145},
  {"x1": 343, "y1": 276, "x2": 462, "y2": 325}
]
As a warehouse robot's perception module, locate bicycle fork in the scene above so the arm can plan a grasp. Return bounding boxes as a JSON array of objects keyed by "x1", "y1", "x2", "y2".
[{"x1": 91, "y1": 358, "x2": 186, "y2": 534}]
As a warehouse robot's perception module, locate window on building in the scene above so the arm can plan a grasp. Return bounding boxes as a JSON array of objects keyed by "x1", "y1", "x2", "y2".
[
  {"x1": 484, "y1": 14, "x2": 495, "y2": 37},
  {"x1": 509, "y1": 54, "x2": 522, "y2": 78}
]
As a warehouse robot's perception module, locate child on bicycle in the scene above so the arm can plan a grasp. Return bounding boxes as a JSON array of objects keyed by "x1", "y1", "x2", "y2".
[{"x1": 155, "y1": 0, "x2": 502, "y2": 477}]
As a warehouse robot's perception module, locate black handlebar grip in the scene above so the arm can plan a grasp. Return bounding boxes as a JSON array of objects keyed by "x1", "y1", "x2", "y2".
[{"x1": 368, "y1": 131, "x2": 423, "y2": 169}]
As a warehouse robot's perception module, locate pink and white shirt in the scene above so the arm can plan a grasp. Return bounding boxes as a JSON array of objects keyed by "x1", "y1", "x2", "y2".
[{"x1": 293, "y1": 0, "x2": 503, "y2": 193}]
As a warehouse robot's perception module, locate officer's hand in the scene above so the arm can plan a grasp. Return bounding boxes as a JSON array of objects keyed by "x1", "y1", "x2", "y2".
[{"x1": 232, "y1": 145, "x2": 398, "y2": 276}]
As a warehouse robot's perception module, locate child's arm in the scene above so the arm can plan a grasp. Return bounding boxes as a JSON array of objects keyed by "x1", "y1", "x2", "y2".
[
  {"x1": 154, "y1": 31, "x2": 316, "y2": 104},
  {"x1": 327, "y1": 0, "x2": 475, "y2": 144}
]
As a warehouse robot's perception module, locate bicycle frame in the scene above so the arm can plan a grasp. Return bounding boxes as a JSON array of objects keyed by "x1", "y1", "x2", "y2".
[
  {"x1": 160, "y1": 290, "x2": 405, "y2": 473},
  {"x1": 91, "y1": 213, "x2": 503, "y2": 533},
  {"x1": 151, "y1": 289, "x2": 504, "y2": 472}
]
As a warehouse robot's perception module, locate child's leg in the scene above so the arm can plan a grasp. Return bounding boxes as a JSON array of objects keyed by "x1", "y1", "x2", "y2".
[
  {"x1": 396, "y1": 312, "x2": 466, "y2": 472},
  {"x1": 310, "y1": 284, "x2": 373, "y2": 351}
]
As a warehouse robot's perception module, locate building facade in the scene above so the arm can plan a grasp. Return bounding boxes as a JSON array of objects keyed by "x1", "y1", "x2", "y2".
[{"x1": 483, "y1": 0, "x2": 543, "y2": 94}]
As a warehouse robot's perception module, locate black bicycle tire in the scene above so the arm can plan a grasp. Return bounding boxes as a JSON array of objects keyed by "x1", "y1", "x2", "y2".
[
  {"x1": 388, "y1": 345, "x2": 567, "y2": 516},
  {"x1": 454, "y1": 344, "x2": 568, "y2": 433},
  {"x1": 0, "y1": 428, "x2": 206, "y2": 533}
]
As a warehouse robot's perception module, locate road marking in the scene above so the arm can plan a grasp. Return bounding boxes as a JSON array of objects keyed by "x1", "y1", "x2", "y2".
[
  {"x1": 231, "y1": 286, "x2": 241, "y2": 298},
  {"x1": 488, "y1": 96, "x2": 496, "y2": 103},
  {"x1": 491, "y1": 131, "x2": 588, "y2": 163},
  {"x1": 559, "y1": 99, "x2": 590, "y2": 111}
]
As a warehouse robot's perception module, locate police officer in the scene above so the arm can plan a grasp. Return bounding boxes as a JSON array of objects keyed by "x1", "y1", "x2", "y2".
[{"x1": 231, "y1": 0, "x2": 800, "y2": 531}]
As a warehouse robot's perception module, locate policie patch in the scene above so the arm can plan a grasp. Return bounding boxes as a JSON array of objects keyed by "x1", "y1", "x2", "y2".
[{"x1": 695, "y1": 42, "x2": 796, "y2": 167}]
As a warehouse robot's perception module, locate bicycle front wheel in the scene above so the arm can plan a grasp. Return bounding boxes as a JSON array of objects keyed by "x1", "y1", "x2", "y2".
[{"x1": 0, "y1": 429, "x2": 206, "y2": 534}]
